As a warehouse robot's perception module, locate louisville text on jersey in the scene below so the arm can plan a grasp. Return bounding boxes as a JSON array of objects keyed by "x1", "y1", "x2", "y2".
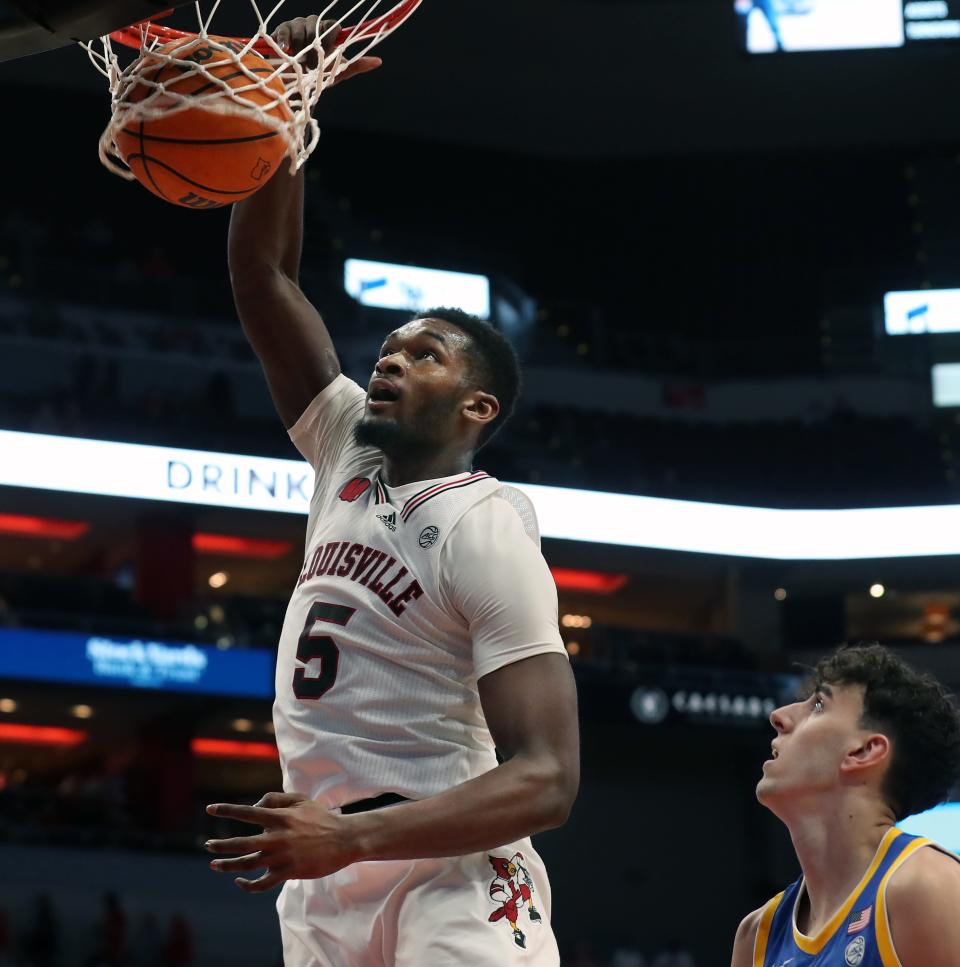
[{"x1": 296, "y1": 540, "x2": 424, "y2": 617}]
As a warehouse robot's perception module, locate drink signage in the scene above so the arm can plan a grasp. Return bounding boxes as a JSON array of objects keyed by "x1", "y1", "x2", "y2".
[
  {"x1": 5, "y1": 430, "x2": 960, "y2": 559},
  {"x1": 0, "y1": 429, "x2": 312, "y2": 515}
]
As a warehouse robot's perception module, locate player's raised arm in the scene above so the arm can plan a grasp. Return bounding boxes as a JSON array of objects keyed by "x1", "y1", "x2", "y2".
[
  {"x1": 227, "y1": 17, "x2": 381, "y2": 429},
  {"x1": 228, "y1": 162, "x2": 337, "y2": 429}
]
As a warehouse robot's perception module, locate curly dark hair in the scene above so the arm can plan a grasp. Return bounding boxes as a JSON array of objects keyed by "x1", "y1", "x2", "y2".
[
  {"x1": 813, "y1": 643, "x2": 960, "y2": 820},
  {"x1": 411, "y1": 308, "x2": 522, "y2": 450}
]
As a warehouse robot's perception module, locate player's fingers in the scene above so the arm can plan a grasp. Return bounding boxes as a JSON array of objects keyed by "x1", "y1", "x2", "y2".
[
  {"x1": 272, "y1": 21, "x2": 292, "y2": 52},
  {"x1": 210, "y1": 852, "x2": 267, "y2": 874},
  {"x1": 254, "y1": 791, "x2": 305, "y2": 809},
  {"x1": 204, "y1": 835, "x2": 266, "y2": 855},
  {"x1": 331, "y1": 56, "x2": 382, "y2": 87},
  {"x1": 293, "y1": 16, "x2": 315, "y2": 53},
  {"x1": 235, "y1": 868, "x2": 290, "y2": 894},
  {"x1": 316, "y1": 19, "x2": 341, "y2": 53},
  {"x1": 206, "y1": 803, "x2": 285, "y2": 827}
]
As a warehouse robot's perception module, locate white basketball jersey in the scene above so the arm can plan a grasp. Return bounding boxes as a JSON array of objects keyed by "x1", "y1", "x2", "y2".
[{"x1": 274, "y1": 375, "x2": 566, "y2": 807}]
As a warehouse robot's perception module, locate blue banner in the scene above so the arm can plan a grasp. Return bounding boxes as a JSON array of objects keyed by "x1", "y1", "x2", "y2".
[{"x1": 0, "y1": 628, "x2": 274, "y2": 698}]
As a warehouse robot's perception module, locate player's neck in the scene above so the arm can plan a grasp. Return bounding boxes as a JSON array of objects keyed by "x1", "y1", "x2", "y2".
[
  {"x1": 380, "y1": 449, "x2": 475, "y2": 488},
  {"x1": 784, "y1": 798, "x2": 893, "y2": 934}
]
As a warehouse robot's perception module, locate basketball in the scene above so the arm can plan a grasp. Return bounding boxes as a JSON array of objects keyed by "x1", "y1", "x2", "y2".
[{"x1": 112, "y1": 38, "x2": 293, "y2": 209}]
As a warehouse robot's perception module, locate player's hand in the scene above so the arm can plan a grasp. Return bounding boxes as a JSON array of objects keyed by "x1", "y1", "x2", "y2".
[
  {"x1": 205, "y1": 792, "x2": 359, "y2": 893},
  {"x1": 272, "y1": 15, "x2": 383, "y2": 85}
]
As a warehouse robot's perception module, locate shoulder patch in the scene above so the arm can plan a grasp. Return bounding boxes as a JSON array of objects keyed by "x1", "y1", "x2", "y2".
[{"x1": 419, "y1": 526, "x2": 440, "y2": 548}]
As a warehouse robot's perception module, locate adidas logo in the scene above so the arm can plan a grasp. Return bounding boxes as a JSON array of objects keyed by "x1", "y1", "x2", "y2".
[{"x1": 377, "y1": 511, "x2": 397, "y2": 532}]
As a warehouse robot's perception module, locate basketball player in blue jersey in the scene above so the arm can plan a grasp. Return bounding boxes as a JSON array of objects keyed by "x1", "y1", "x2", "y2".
[
  {"x1": 203, "y1": 15, "x2": 579, "y2": 967},
  {"x1": 731, "y1": 644, "x2": 960, "y2": 967}
]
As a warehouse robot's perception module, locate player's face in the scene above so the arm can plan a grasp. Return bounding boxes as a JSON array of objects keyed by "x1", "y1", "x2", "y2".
[
  {"x1": 756, "y1": 682, "x2": 871, "y2": 813},
  {"x1": 354, "y1": 319, "x2": 476, "y2": 456}
]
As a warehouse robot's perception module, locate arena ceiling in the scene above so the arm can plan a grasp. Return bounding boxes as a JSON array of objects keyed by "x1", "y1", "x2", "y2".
[{"x1": 2, "y1": 0, "x2": 960, "y2": 157}]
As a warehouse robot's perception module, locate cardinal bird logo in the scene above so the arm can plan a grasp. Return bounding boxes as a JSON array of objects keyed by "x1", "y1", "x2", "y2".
[{"x1": 487, "y1": 853, "x2": 542, "y2": 949}]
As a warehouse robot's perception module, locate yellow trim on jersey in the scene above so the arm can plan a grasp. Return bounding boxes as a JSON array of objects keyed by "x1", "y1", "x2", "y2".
[
  {"x1": 791, "y1": 826, "x2": 903, "y2": 955},
  {"x1": 753, "y1": 892, "x2": 784, "y2": 967},
  {"x1": 875, "y1": 837, "x2": 955, "y2": 967}
]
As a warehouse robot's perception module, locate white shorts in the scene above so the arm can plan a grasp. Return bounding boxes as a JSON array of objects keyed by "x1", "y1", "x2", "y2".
[{"x1": 277, "y1": 838, "x2": 559, "y2": 967}]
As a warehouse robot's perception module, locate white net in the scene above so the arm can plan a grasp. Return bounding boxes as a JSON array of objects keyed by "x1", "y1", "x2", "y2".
[{"x1": 82, "y1": 0, "x2": 418, "y2": 181}]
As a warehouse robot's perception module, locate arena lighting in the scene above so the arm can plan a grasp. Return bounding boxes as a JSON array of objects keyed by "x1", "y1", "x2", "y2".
[
  {"x1": 191, "y1": 738, "x2": 279, "y2": 760},
  {"x1": 0, "y1": 513, "x2": 89, "y2": 540},
  {"x1": 192, "y1": 533, "x2": 293, "y2": 559},
  {"x1": 0, "y1": 723, "x2": 87, "y2": 747},
  {"x1": 550, "y1": 568, "x2": 629, "y2": 594},
  {"x1": 932, "y1": 363, "x2": 960, "y2": 408},
  {"x1": 885, "y1": 289, "x2": 960, "y2": 335},
  {"x1": 11, "y1": 429, "x2": 960, "y2": 560},
  {"x1": 344, "y1": 259, "x2": 491, "y2": 319}
]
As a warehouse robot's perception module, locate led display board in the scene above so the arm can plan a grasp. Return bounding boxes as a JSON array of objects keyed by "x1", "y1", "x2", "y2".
[
  {"x1": 885, "y1": 288, "x2": 960, "y2": 335},
  {"x1": 344, "y1": 259, "x2": 491, "y2": 319},
  {"x1": 899, "y1": 802, "x2": 960, "y2": 853},
  {"x1": 932, "y1": 363, "x2": 960, "y2": 407},
  {"x1": 0, "y1": 627, "x2": 274, "y2": 698},
  {"x1": 6, "y1": 430, "x2": 960, "y2": 559},
  {"x1": 738, "y1": 1, "x2": 960, "y2": 54}
]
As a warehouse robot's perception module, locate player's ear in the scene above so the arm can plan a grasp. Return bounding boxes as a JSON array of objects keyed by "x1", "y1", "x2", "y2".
[
  {"x1": 841, "y1": 732, "x2": 891, "y2": 776},
  {"x1": 462, "y1": 391, "x2": 499, "y2": 430}
]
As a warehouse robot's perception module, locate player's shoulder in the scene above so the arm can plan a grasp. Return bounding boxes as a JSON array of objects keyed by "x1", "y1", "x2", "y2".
[
  {"x1": 732, "y1": 904, "x2": 764, "y2": 954},
  {"x1": 731, "y1": 893, "x2": 785, "y2": 967},
  {"x1": 884, "y1": 841, "x2": 960, "y2": 964},
  {"x1": 454, "y1": 487, "x2": 533, "y2": 546},
  {"x1": 294, "y1": 373, "x2": 366, "y2": 423},
  {"x1": 887, "y1": 839, "x2": 960, "y2": 908}
]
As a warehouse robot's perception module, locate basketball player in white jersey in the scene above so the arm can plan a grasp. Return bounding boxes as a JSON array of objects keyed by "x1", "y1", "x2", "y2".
[
  {"x1": 203, "y1": 16, "x2": 579, "y2": 967},
  {"x1": 731, "y1": 644, "x2": 960, "y2": 967}
]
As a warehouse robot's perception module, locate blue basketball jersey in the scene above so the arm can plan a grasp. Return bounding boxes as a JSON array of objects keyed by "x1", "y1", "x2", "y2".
[{"x1": 755, "y1": 828, "x2": 960, "y2": 967}]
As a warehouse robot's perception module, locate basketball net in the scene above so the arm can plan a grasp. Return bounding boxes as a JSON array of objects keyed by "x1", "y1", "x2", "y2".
[{"x1": 82, "y1": 0, "x2": 420, "y2": 182}]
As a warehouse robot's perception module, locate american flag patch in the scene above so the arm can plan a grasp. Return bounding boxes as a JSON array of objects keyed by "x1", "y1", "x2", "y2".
[{"x1": 847, "y1": 905, "x2": 872, "y2": 934}]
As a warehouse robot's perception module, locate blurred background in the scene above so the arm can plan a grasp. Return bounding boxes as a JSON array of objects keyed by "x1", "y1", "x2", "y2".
[{"x1": 0, "y1": 0, "x2": 960, "y2": 964}]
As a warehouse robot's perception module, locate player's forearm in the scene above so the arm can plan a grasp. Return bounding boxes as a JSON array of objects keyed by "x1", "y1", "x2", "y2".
[
  {"x1": 343, "y1": 754, "x2": 576, "y2": 863},
  {"x1": 227, "y1": 163, "x2": 340, "y2": 425},
  {"x1": 228, "y1": 163, "x2": 305, "y2": 284}
]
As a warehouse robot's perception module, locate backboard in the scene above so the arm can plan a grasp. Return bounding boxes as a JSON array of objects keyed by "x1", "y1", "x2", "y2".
[{"x1": 0, "y1": 0, "x2": 191, "y2": 61}]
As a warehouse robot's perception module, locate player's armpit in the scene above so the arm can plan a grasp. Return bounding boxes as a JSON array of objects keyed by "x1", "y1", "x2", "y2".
[
  {"x1": 729, "y1": 907, "x2": 762, "y2": 967},
  {"x1": 884, "y1": 847, "x2": 960, "y2": 967},
  {"x1": 478, "y1": 652, "x2": 580, "y2": 829}
]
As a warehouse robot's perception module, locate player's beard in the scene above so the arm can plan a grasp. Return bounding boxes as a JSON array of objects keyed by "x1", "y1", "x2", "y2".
[{"x1": 353, "y1": 389, "x2": 461, "y2": 459}]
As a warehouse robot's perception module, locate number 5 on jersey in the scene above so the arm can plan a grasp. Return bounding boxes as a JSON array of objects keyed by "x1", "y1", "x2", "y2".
[{"x1": 292, "y1": 601, "x2": 356, "y2": 700}]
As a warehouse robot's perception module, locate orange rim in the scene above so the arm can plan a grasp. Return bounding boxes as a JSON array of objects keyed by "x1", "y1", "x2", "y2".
[{"x1": 108, "y1": 0, "x2": 421, "y2": 54}]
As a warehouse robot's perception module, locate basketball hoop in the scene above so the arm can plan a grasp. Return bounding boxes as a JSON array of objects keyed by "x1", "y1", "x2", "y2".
[{"x1": 82, "y1": 0, "x2": 421, "y2": 184}]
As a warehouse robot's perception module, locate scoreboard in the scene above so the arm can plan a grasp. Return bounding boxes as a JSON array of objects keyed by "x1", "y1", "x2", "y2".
[{"x1": 737, "y1": 0, "x2": 960, "y2": 54}]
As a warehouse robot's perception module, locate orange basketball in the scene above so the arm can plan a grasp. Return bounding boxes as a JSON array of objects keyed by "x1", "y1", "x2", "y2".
[{"x1": 113, "y1": 38, "x2": 293, "y2": 209}]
